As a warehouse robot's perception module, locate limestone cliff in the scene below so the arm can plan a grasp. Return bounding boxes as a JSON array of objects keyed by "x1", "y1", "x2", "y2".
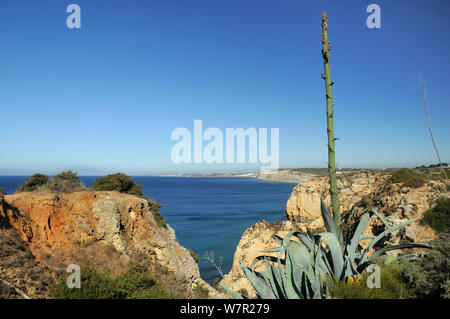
[
  {"x1": 220, "y1": 172, "x2": 448, "y2": 298},
  {"x1": 257, "y1": 169, "x2": 314, "y2": 184},
  {"x1": 0, "y1": 191, "x2": 219, "y2": 298}
]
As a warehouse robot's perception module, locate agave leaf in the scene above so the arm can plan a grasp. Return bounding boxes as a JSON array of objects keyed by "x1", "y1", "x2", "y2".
[
  {"x1": 287, "y1": 240, "x2": 311, "y2": 271},
  {"x1": 293, "y1": 232, "x2": 314, "y2": 252},
  {"x1": 373, "y1": 210, "x2": 392, "y2": 230},
  {"x1": 258, "y1": 247, "x2": 281, "y2": 253},
  {"x1": 360, "y1": 234, "x2": 375, "y2": 241},
  {"x1": 312, "y1": 242, "x2": 324, "y2": 297},
  {"x1": 320, "y1": 198, "x2": 338, "y2": 238},
  {"x1": 274, "y1": 232, "x2": 301, "y2": 299},
  {"x1": 345, "y1": 211, "x2": 374, "y2": 263},
  {"x1": 249, "y1": 255, "x2": 283, "y2": 270},
  {"x1": 343, "y1": 255, "x2": 359, "y2": 277},
  {"x1": 260, "y1": 259, "x2": 282, "y2": 298},
  {"x1": 272, "y1": 235, "x2": 284, "y2": 245},
  {"x1": 368, "y1": 243, "x2": 433, "y2": 261},
  {"x1": 218, "y1": 284, "x2": 244, "y2": 299},
  {"x1": 287, "y1": 247, "x2": 305, "y2": 298},
  {"x1": 316, "y1": 232, "x2": 344, "y2": 278},
  {"x1": 358, "y1": 218, "x2": 419, "y2": 266},
  {"x1": 239, "y1": 262, "x2": 277, "y2": 299},
  {"x1": 283, "y1": 249, "x2": 301, "y2": 299}
]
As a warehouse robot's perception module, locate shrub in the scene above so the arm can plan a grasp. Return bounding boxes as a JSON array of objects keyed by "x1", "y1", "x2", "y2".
[
  {"x1": 45, "y1": 171, "x2": 86, "y2": 193},
  {"x1": 388, "y1": 168, "x2": 428, "y2": 188},
  {"x1": 0, "y1": 188, "x2": 5, "y2": 196},
  {"x1": 151, "y1": 209, "x2": 167, "y2": 228},
  {"x1": 327, "y1": 263, "x2": 411, "y2": 299},
  {"x1": 420, "y1": 197, "x2": 450, "y2": 233},
  {"x1": 50, "y1": 261, "x2": 175, "y2": 299},
  {"x1": 397, "y1": 233, "x2": 450, "y2": 299},
  {"x1": 16, "y1": 173, "x2": 49, "y2": 192},
  {"x1": 92, "y1": 173, "x2": 142, "y2": 195}
]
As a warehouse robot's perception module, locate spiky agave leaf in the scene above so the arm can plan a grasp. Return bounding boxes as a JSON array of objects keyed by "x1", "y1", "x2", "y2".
[
  {"x1": 315, "y1": 232, "x2": 345, "y2": 279},
  {"x1": 358, "y1": 218, "x2": 420, "y2": 266},
  {"x1": 345, "y1": 210, "x2": 375, "y2": 264},
  {"x1": 320, "y1": 198, "x2": 339, "y2": 239},
  {"x1": 367, "y1": 243, "x2": 433, "y2": 261},
  {"x1": 239, "y1": 261, "x2": 277, "y2": 299},
  {"x1": 218, "y1": 284, "x2": 244, "y2": 299}
]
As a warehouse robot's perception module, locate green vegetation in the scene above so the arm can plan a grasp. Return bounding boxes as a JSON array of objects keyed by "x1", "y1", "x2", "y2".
[
  {"x1": 92, "y1": 173, "x2": 167, "y2": 227},
  {"x1": 420, "y1": 197, "x2": 450, "y2": 233},
  {"x1": 328, "y1": 233, "x2": 450, "y2": 299},
  {"x1": 388, "y1": 168, "x2": 428, "y2": 188},
  {"x1": 221, "y1": 199, "x2": 431, "y2": 299},
  {"x1": 327, "y1": 263, "x2": 411, "y2": 299},
  {"x1": 401, "y1": 233, "x2": 450, "y2": 299},
  {"x1": 92, "y1": 173, "x2": 143, "y2": 195},
  {"x1": 0, "y1": 187, "x2": 5, "y2": 196},
  {"x1": 16, "y1": 171, "x2": 85, "y2": 193},
  {"x1": 415, "y1": 163, "x2": 448, "y2": 169},
  {"x1": 45, "y1": 171, "x2": 86, "y2": 193},
  {"x1": 321, "y1": 12, "x2": 343, "y2": 247},
  {"x1": 50, "y1": 261, "x2": 176, "y2": 299},
  {"x1": 17, "y1": 173, "x2": 49, "y2": 192}
]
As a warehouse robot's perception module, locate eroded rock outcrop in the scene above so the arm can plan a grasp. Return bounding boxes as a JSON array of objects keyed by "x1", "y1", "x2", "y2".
[
  {"x1": 285, "y1": 172, "x2": 389, "y2": 223},
  {"x1": 219, "y1": 220, "x2": 303, "y2": 298},
  {"x1": 0, "y1": 191, "x2": 220, "y2": 298}
]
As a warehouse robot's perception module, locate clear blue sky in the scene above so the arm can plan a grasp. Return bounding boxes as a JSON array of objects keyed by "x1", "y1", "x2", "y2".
[{"x1": 0, "y1": 0, "x2": 449, "y2": 175}]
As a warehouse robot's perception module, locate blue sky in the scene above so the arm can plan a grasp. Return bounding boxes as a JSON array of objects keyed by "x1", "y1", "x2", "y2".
[{"x1": 0, "y1": 0, "x2": 449, "y2": 175}]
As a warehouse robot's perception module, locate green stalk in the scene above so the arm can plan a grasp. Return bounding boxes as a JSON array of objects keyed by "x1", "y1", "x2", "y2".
[{"x1": 321, "y1": 12, "x2": 343, "y2": 246}]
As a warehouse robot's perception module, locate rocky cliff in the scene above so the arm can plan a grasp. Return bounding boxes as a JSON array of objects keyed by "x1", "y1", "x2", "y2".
[
  {"x1": 220, "y1": 172, "x2": 448, "y2": 298},
  {"x1": 0, "y1": 191, "x2": 219, "y2": 298},
  {"x1": 257, "y1": 169, "x2": 314, "y2": 184}
]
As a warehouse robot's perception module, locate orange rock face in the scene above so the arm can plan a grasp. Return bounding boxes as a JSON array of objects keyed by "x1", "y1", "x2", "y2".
[{"x1": 0, "y1": 191, "x2": 220, "y2": 298}]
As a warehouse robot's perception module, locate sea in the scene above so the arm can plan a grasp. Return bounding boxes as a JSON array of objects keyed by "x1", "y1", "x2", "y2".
[{"x1": 0, "y1": 176, "x2": 296, "y2": 285}]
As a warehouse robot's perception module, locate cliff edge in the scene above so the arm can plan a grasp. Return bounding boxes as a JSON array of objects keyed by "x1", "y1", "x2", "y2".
[{"x1": 0, "y1": 191, "x2": 219, "y2": 298}]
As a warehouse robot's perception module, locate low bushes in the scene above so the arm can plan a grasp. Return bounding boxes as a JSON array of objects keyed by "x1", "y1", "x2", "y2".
[
  {"x1": 398, "y1": 233, "x2": 450, "y2": 299},
  {"x1": 421, "y1": 197, "x2": 450, "y2": 233},
  {"x1": 327, "y1": 262, "x2": 411, "y2": 299},
  {"x1": 388, "y1": 168, "x2": 428, "y2": 188},
  {"x1": 16, "y1": 173, "x2": 49, "y2": 192},
  {"x1": 16, "y1": 171, "x2": 85, "y2": 194},
  {"x1": 45, "y1": 171, "x2": 86, "y2": 193},
  {"x1": 92, "y1": 173, "x2": 142, "y2": 195},
  {"x1": 50, "y1": 261, "x2": 175, "y2": 299}
]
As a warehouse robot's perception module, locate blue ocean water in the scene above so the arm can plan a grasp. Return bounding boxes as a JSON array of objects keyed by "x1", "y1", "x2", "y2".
[{"x1": 0, "y1": 176, "x2": 295, "y2": 284}]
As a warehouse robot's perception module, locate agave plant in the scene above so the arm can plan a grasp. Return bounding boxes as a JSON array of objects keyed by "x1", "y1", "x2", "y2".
[{"x1": 221, "y1": 199, "x2": 432, "y2": 299}]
